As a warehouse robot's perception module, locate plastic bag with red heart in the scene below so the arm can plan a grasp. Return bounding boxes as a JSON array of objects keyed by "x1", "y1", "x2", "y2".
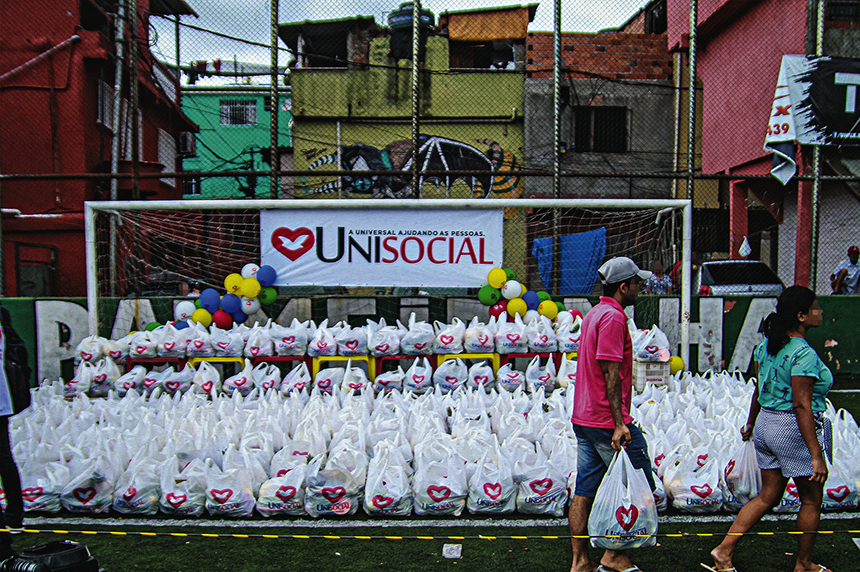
[
  {"x1": 252, "y1": 362, "x2": 281, "y2": 393},
  {"x1": 821, "y1": 458, "x2": 858, "y2": 511},
  {"x1": 102, "y1": 337, "x2": 129, "y2": 363},
  {"x1": 89, "y1": 357, "x2": 122, "y2": 398},
  {"x1": 555, "y1": 312, "x2": 583, "y2": 354},
  {"x1": 191, "y1": 361, "x2": 221, "y2": 396},
  {"x1": 525, "y1": 355, "x2": 556, "y2": 394},
  {"x1": 432, "y1": 317, "x2": 465, "y2": 355},
  {"x1": 210, "y1": 325, "x2": 244, "y2": 357},
  {"x1": 404, "y1": 357, "x2": 433, "y2": 394},
  {"x1": 373, "y1": 366, "x2": 405, "y2": 393},
  {"x1": 159, "y1": 457, "x2": 207, "y2": 517},
  {"x1": 224, "y1": 359, "x2": 256, "y2": 397},
  {"x1": 496, "y1": 363, "x2": 525, "y2": 393},
  {"x1": 367, "y1": 318, "x2": 401, "y2": 356},
  {"x1": 75, "y1": 335, "x2": 106, "y2": 365},
  {"x1": 335, "y1": 323, "x2": 369, "y2": 357},
  {"x1": 721, "y1": 438, "x2": 762, "y2": 513},
  {"x1": 526, "y1": 315, "x2": 558, "y2": 353},
  {"x1": 634, "y1": 325, "x2": 670, "y2": 362},
  {"x1": 65, "y1": 361, "x2": 94, "y2": 398},
  {"x1": 112, "y1": 460, "x2": 160, "y2": 515},
  {"x1": 157, "y1": 323, "x2": 187, "y2": 358},
  {"x1": 128, "y1": 330, "x2": 159, "y2": 359},
  {"x1": 463, "y1": 317, "x2": 495, "y2": 353},
  {"x1": 21, "y1": 461, "x2": 69, "y2": 513},
  {"x1": 112, "y1": 365, "x2": 145, "y2": 397},
  {"x1": 557, "y1": 356, "x2": 577, "y2": 389},
  {"x1": 664, "y1": 454, "x2": 722, "y2": 514},
  {"x1": 398, "y1": 313, "x2": 435, "y2": 356},
  {"x1": 514, "y1": 441, "x2": 569, "y2": 517},
  {"x1": 314, "y1": 367, "x2": 344, "y2": 394},
  {"x1": 307, "y1": 319, "x2": 337, "y2": 357},
  {"x1": 244, "y1": 321, "x2": 274, "y2": 359},
  {"x1": 161, "y1": 364, "x2": 195, "y2": 396},
  {"x1": 413, "y1": 450, "x2": 467, "y2": 517},
  {"x1": 494, "y1": 313, "x2": 528, "y2": 354},
  {"x1": 466, "y1": 361, "x2": 495, "y2": 391},
  {"x1": 272, "y1": 318, "x2": 310, "y2": 357},
  {"x1": 223, "y1": 444, "x2": 268, "y2": 497},
  {"x1": 432, "y1": 358, "x2": 467, "y2": 394},
  {"x1": 279, "y1": 362, "x2": 312, "y2": 394},
  {"x1": 363, "y1": 442, "x2": 412, "y2": 517},
  {"x1": 60, "y1": 457, "x2": 117, "y2": 514},
  {"x1": 256, "y1": 464, "x2": 308, "y2": 517},
  {"x1": 304, "y1": 445, "x2": 364, "y2": 518},
  {"x1": 204, "y1": 463, "x2": 255, "y2": 518},
  {"x1": 185, "y1": 322, "x2": 215, "y2": 358},
  {"x1": 340, "y1": 360, "x2": 370, "y2": 393}
]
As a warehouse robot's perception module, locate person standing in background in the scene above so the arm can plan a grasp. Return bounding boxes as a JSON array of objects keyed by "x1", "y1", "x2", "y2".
[
  {"x1": 644, "y1": 260, "x2": 673, "y2": 295},
  {"x1": 830, "y1": 245, "x2": 860, "y2": 294},
  {"x1": 0, "y1": 304, "x2": 24, "y2": 561}
]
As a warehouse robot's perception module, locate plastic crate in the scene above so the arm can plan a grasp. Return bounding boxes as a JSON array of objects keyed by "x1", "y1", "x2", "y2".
[{"x1": 633, "y1": 360, "x2": 669, "y2": 392}]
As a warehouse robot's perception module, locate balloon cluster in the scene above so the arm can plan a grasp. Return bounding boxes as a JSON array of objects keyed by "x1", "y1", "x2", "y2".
[
  {"x1": 477, "y1": 268, "x2": 565, "y2": 321},
  {"x1": 173, "y1": 264, "x2": 279, "y2": 329}
]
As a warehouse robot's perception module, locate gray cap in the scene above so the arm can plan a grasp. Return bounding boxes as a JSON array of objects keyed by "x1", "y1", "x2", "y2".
[{"x1": 598, "y1": 257, "x2": 652, "y2": 285}]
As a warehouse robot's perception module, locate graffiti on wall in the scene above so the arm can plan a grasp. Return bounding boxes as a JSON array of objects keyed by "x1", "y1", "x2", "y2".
[{"x1": 302, "y1": 136, "x2": 523, "y2": 216}]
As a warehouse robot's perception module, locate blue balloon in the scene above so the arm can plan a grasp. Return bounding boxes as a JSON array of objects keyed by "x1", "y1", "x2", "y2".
[
  {"x1": 522, "y1": 290, "x2": 540, "y2": 311},
  {"x1": 256, "y1": 265, "x2": 277, "y2": 287},
  {"x1": 199, "y1": 288, "x2": 220, "y2": 312},
  {"x1": 220, "y1": 292, "x2": 241, "y2": 314},
  {"x1": 174, "y1": 320, "x2": 190, "y2": 330},
  {"x1": 232, "y1": 310, "x2": 247, "y2": 324}
]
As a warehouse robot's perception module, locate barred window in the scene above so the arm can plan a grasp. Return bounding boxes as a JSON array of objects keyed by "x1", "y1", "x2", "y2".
[
  {"x1": 573, "y1": 106, "x2": 628, "y2": 153},
  {"x1": 220, "y1": 100, "x2": 257, "y2": 125}
]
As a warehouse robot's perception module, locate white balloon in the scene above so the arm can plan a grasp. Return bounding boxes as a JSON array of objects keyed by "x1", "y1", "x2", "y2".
[
  {"x1": 241, "y1": 296, "x2": 261, "y2": 315},
  {"x1": 174, "y1": 300, "x2": 196, "y2": 321},
  {"x1": 524, "y1": 310, "x2": 540, "y2": 324},
  {"x1": 501, "y1": 279, "x2": 523, "y2": 300},
  {"x1": 241, "y1": 263, "x2": 260, "y2": 278}
]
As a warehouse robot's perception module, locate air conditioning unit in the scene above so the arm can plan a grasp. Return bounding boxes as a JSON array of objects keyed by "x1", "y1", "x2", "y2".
[{"x1": 178, "y1": 131, "x2": 197, "y2": 156}]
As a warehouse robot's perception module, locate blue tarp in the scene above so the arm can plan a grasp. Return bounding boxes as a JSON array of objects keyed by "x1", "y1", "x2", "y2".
[{"x1": 531, "y1": 227, "x2": 606, "y2": 294}]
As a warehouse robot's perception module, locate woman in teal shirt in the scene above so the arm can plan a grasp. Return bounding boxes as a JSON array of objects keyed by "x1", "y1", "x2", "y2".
[{"x1": 709, "y1": 286, "x2": 833, "y2": 572}]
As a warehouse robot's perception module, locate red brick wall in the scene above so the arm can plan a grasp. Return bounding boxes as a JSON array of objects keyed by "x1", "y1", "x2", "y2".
[{"x1": 526, "y1": 32, "x2": 672, "y2": 81}]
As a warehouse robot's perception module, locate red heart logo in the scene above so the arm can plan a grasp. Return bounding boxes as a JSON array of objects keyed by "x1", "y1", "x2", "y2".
[
  {"x1": 276, "y1": 486, "x2": 297, "y2": 502},
  {"x1": 272, "y1": 227, "x2": 315, "y2": 261},
  {"x1": 94, "y1": 374, "x2": 107, "y2": 384},
  {"x1": 787, "y1": 483, "x2": 798, "y2": 497},
  {"x1": 412, "y1": 375, "x2": 424, "y2": 383},
  {"x1": 375, "y1": 344, "x2": 389, "y2": 353},
  {"x1": 615, "y1": 505, "x2": 639, "y2": 532},
  {"x1": 293, "y1": 382, "x2": 306, "y2": 391},
  {"x1": 81, "y1": 351, "x2": 93, "y2": 361},
  {"x1": 123, "y1": 487, "x2": 137, "y2": 501},
  {"x1": 283, "y1": 336, "x2": 296, "y2": 344},
  {"x1": 474, "y1": 375, "x2": 488, "y2": 385},
  {"x1": 165, "y1": 381, "x2": 180, "y2": 392},
  {"x1": 529, "y1": 478, "x2": 553, "y2": 496},
  {"x1": 216, "y1": 342, "x2": 229, "y2": 350},
  {"x1": 166, "y1": 492, "x2": 187, "y2": 508},
  {"x1": 507, "y1": 373, "x2": 519, "y2": 380},
  {"x1": 276, "y1": 469, "x2": 292, "y2": 477},
  {"x1": 317, "y1": 341, "x2": 328, "y2": 350},
  {"x1": 445, "y1": 376, "x2": 459, "y2": 385},
  {"x1": 645, "y1": 345, "x2": 659, "y2": 354},
  {"x1": 506, "y1": 334, "x2": 520, "y2": 343},
  {"x1": 164, "y1": 342, "x2": 175, "y2": 351},
  {"x1": 210, "y1": 489, "x2": 233, "y2": 504},
  {"x1": 262, "y1": 380, "x2": 275, "y2": 389},
  {"x1": 193, "y1": 340, "x2": 204, "y2": 349},
  {"x1": 372, "y1": 495, "x2": 394, "y2": 509},
  {"x1": 250, "y1": 347, "x2": 261, "y2": 356},
  {"x1": 478, "y1": 335, "x2": 489, "y2": 345},
  {"x1": 201, "y1": 381, "x2": 213, "y2": 393},
  {"x1": 109, "y1": 350, "x2": 122, "y2": 359},
  {"x1": 440, "y1": 335, "x2": 454, "y2": 345},
  {"x1": 414, "y1": 342, "x2": 427, "y2": 350},
  {"x1": 378, "y1": 379, "x2": 391, "y2": 386},
  {"x1": 73, "y1": 487, "x2": 97, "y2": 504},
  {"x1": 724, "y1": 460, "x2": 736, "y2": 479},
  {"x1": 697, "y1": 454, "x2": 708, "y2": 467},
  {"x1": 427, "y1": 485, "x2": 451, "y2": 502},
  {"x1": 135, "y1": 346, "x2": 146, "y2": 355},
  {"x1": 233, "y1": 377, "x2": 247, "y2": 387},
  {"x1": 654, "y1": 454, "x2": 665, "y2": 467},
  {"x1": 143, "y1": 377, "x2": 158, "y2": 388},
  {"x1": 691, "y1": 484, "x2": 713, "y2": 498},
  {"x1": 22, "y1": 487, "x2": 43, "y2": 502},
  {"x1": 348, "y1": 383, "x2": 363, "y2": 390},
  {"x1": 292, "y1": 451, "x2": 309, "y2": 456},
  {"x1": 539, "y1": 373, "x2": 551, "y2": 382},
  {"x1": 826, "y1": 485, "x2": 850, "y2": 503},
  {"x1": 483, "y1": 482, "x2": 502, "y2": 500},
  {"x1": 345, "y1": 340, "x2": 359, "y2": 350},
  {"x1": 318, "y1": 378, "x2": 331, "y2": 389},
  {"x1": 540, "y1": 335, "x2": 548, "y2": 343},
  {"x1": 322, "y1": 487, "x2": 346, "y2": 503}
]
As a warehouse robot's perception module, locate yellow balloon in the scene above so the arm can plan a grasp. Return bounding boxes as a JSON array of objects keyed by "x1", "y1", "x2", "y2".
[
  {"x1": 538, "y1": 300, "x2": 559, "y2": 320},
  {"x1": 487, "y1": 268, "x2": 507, "y2": 289},
  {"x1": 191, "y1": 308, "x2": 213, "y2": 328},
  {"x1": 241, "y1": 277, "x2": 262, "y2": 298},
  {"x1": 507, "y1": 297, "x2": 527, "y2": 317},
  {"x1": 224, "y1": 273, "x2": 244, "y2": 295},
  {"x1": 669, "y1": 355, "x2": 685, "y2": 375}
]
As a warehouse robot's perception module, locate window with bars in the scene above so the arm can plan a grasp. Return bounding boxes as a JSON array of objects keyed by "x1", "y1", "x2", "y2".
[
  {"x1": 220, "y1": 100, "x2": 257, "y2": 125},
  {"x1": 573, "y1": 106, "x2": 628, "y2": 153}
]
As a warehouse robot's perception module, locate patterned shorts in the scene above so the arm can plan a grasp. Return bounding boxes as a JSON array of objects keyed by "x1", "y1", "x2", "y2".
[{"x1": 753, "y1": 408, "x2": 833, "y2": 478}]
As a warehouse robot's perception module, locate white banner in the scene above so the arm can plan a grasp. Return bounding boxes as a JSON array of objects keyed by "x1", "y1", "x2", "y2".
[{"x1": 260, "y1": 209, "x2": 504, "y2": 287}]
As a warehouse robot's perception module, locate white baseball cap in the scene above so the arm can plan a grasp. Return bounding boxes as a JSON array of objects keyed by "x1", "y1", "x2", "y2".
[{"x1": 598, "y1": 257, "x2": 652, "y2": 284}]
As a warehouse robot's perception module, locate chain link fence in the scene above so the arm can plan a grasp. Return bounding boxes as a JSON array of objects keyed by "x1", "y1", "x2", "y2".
[{"x1": 1, "y1": 0, "x2": 859, "y2": 298}]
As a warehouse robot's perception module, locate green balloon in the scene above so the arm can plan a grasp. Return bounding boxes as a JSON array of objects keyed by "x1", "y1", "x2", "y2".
[
  {"x1": 478, "y1": 285, "x2": 502, "y2": 306},
  {"x1": 503, "y1": 268, "x2": 517, "y2": 281},
  {"x1": 537, "y1": 291, "x2": 552, "y2": 302},
  {"x1": 194, "y1": 298, "x2": 203, "y2": 309},
  {"x1": 555, "y1": 301, "x2": 566, "y2": 312},
  {"x1": 144, "y1": 321, "x2": 160, "y2": 332},
  {"x1": 258, "y1": 286, "x2": 278, "y2": 305}
]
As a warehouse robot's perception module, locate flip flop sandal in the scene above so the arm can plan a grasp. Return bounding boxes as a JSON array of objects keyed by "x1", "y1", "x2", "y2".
[
  {"x1": 699, "y1": 564, "x2": 738, "y2": 572},
  {"x1": 597, "y1": 566, "x2": 642, "y2": 572}
]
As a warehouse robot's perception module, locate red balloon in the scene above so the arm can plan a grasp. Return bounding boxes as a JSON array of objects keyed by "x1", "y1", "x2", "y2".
[
  {"x1": 212, "y1": 309, "x2": 233, "y2": 330},
  {"x1": 488, "y1": 299, "x2": 508, "y2": 319},
  {"x1": 569, "y1": 308, "x2": 584, "y2": 321}
]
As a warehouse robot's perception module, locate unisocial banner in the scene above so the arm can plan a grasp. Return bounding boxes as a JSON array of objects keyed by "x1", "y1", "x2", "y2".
[{"x1": 260, "y1": 209, "x2": 504, "y2": 287}]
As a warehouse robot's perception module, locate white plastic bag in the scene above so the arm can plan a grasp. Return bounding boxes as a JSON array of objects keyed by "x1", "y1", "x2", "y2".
[
  {"x1": 467, "y1": 450, "x2": 516, "y2": 514},
  {"x1": 722, "y1": 439, "x2": 761, "y2": 512},
  {"x1": 192, "y1": 361, "x2": 221, "y2": 396},
  {"x1": 75, "y1": 335, "x2": 105, "y2": 364},
  {"x1": 102, "y1": 337, "x2": 129, "y2": 363},
  {"x1": 467, "y1": 361, "x2": 495, "y2": 391},
  {"x1": 399, "y1": 313, "x2": 435, "y2": 355},
  {"x1": 367, "y1": 319, "x2": 401, "y2": 356},
  {"x1": 373, "y1": 367, "x2": 405, "y2": 392},
  {"x1": 280, "y1": 363, "x2": 312, "y2": 393},
  {"x1": 256, "y1": 465, "x2": 307, "y2": 517},
  {"x1": 252, "y1": 362, "x2": 281, "y2": 392},
  {"x1": 496, "y1": 363, "x2": 524, "y2": 393},
  {"x1": 335, "y1": 324, "x2": 369, "y2": 356},
  {"x1": 433, "y1": 318, "x2": 465, "y2": 354},
  {"x1": 114, "y1": 365, "x2": 146, "y2": 397},
  {"x1": 158, "y1": 323, "x2": 187, "y2": 358},
  {"x1": 525, "y1": 356, "x2": 556, "y2": 393},
  {"x1": 205, "y1": 465, "x2": 256, "y2": 518},
  {"x1": 556, "y1": 313, "x2": 583, "y2": 354},
  {"x1": 210, "y1": 326, "x2": 244, "y2": 357},
  {"x1": 634, "y1": 326, "x2": 670, "y2": 362},
  {"x1": 159, "y1": 458, "x2": 207, "y2": 517},
  {"x1": 60, "y1": 458, "x2": 116, "y2": 514},
  {"x1": 404, "y1": 357, "x2": 433, "y2": 394},
  {"x1": 588, "y1": 449, "x2": 658, "y2": 550},
  {"x1": 341, "y1": 360, "x2": 370, "y2": 393},
  {"x1": 90, "y1": 357, "x2": 121, "y2": 397},
  {"x1": 224, "y1": 359, "x2": 255, "y2": 397},
  {"x1": 162, "y1": 364, "x2": 195, "y2": 395},
  {"x1": 413, "y1": 454, "x2": 467, "y2": 516},
  {"x1": 363, "y1": 444, "x2": 412, "y2": 516},
  {"x1": 433, "y1": 358, "x2": 467, "y2": 394},
  {"x1": 557, "y1": 357, "x2": 577, "y2": 389},
  {"x1": 274, "y1": 319, "x2": 310, "y2": 356},
  {"x1": 66, "y1": 362, "x2": 94, "y2": 398},
  {"x1": 527, "y1": 316, "x2": 558, "y2": 353},
  {"x1": 113, "y1": 463, "x2": 160, "y2": 515},
  {"x1": 314, "y1": 367, "x2": 344, "y2": 393},
  {"x1": 128, "y1": 331, "x2": 158, "y2": 359},
  {"x1": 495, "y1": 313, "x2": 528, "y2": 354},
  {"x1": 186, "y1": 323, "x2": 215, "y2": 358},
  {"x1": 245, "y1": 322, "x2": 274, "y2": 358},
  {"x1": 307, "y1": 319, "x2": 337, "y2": 357},
  {"x1": 463, "y1": 317, "x2": 495, "y2": 353},
  {"x1": 22, "y1": 462, "x2": 69, "y2": 513},
  {"x1": 665, "y1": 455, "x2": 722, "y2": 513}
]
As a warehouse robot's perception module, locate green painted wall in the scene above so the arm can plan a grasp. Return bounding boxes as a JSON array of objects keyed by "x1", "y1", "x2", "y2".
[{"x1": 181, "y1": 88, "x2": 292, "y2": 199}]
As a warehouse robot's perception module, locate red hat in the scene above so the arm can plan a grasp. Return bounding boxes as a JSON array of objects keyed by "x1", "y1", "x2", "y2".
[{"x1": 850, "y1": 245, "x2": 860, "y2": 255}]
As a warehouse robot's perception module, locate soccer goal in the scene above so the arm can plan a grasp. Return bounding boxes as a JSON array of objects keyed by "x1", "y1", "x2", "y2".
[{"x1": 85, "y1": 198, "x2": 692, "y2": 364}]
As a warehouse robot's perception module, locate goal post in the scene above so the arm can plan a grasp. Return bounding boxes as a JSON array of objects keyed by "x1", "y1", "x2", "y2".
[{"x1": 85, "y1": 198, "x2": 692, "y2": 366}]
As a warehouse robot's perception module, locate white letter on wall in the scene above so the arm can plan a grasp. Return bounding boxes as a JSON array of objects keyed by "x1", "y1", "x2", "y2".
[{"x1": 36, "y1": 300, "x2": 89, "y2": 382}]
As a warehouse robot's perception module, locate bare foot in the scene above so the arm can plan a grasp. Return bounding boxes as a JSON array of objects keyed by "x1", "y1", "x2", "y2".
[
  {"x1": 569, "y1": 561, "x2": 601, "y2": 572},
  {"x1": 710, "y1": 546, "x2": 734, "y2": 571}
]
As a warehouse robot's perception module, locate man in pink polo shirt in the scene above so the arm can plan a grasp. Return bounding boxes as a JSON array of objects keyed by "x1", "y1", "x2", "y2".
[{"x1": 568, "y1": 257, "x2": 656, "y2": 572}]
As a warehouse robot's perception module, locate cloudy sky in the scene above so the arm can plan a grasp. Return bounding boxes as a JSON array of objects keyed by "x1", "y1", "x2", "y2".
[{"x1": 149, "y1": 0, "x2": 649, "y2": 73}]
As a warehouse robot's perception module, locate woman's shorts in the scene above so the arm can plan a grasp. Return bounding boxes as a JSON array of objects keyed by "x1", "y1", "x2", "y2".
[{"x1": 753, "y1": 408, "x2": 832, "y2": 478}]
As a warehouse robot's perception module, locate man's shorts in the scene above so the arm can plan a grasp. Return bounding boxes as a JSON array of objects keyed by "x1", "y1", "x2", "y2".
[{"x1": 572, "y1": 422, "x2": 655, "y2": 498}]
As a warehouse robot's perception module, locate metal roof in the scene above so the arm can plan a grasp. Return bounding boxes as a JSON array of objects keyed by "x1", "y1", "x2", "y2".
[{"x1": 150, "y1": 0, "x2": 197, "y2": 17}]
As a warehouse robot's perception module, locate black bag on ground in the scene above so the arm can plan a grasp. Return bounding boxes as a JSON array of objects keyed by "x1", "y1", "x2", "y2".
[
  {"x1": 0, "y1": 305, "x2": 31, "y2": 415},
  {"x1": 1, "y1": 541, "x2": 98, "y2": 571}
]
